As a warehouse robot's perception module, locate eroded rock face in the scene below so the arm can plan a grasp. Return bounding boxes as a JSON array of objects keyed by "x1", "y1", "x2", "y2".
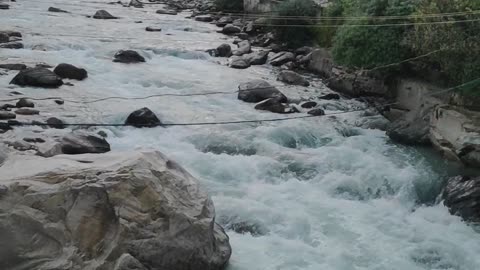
[
  {"x1": 0, "y1": 151, "x2": 232, "y2": 270},
  {"x1": 443, "y1": 176, "x2": 480, "y2": 222}
]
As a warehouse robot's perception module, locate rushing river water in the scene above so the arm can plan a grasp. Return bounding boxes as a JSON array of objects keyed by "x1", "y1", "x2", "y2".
[{"x1": 2, "y1": 1, "x2": 480, "y2": 269}]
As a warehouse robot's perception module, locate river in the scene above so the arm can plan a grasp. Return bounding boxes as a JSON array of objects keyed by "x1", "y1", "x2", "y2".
[{"x1": 2, "y1": 0, "x2": 480, "y2": 269}]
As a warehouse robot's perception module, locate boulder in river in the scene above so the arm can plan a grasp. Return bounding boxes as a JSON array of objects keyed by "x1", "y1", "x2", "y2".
[
  {"x1": 0, "y1": 33, "x2": 8, "y2": 43},
  {"x1": 232, "y1": 40, "x2": 251, "y2": 56},
  {"x1": 0, "y1": 63, "x2": 27, "y2": 70},
  {"x1": 195, "y1": 15, "x2": 213, "y2": 22},
  {"x1": 270, "y1": 51, "x2": 295, "y2": 66},
  {"x1": 443, "y1": 176, "x2": 480, "y2": 222},
  {"x1": 0, "y1": 42, "x2": 23, "y2": 49},
  {"x1": 254, "y1": 98, "x2": 295, "y2": 114},
  {"x1": 113, "y1": 50, "x2": 146, "y2": 63},
  {"x1": 93, "y1": 10, "x2": 117, "y2": 19},
  {"x1": 277, "y1": 70, "x2": 310, "y2": 86},
  {"x1": 40, "y1": 132, "x2": 111, "y2": 157},
  {"x1": 156, "y1": 9, "x2": 177, "y2": 15},
  {"x1": 125, "y1": 107, "x2": 162, "y2": 128},
  {"x1": 146, "y1": 26, "x2": 162, "y2": 32},
  {"x1": 216, "y1": 16, "x2": 233, "y2": 27},
  {"x1": 308, "y1": 108, "x2": 326, "y2": 116},
  {"x1": 238, "y1": 80, "x2": 287, "y2": 103},
  {"x1": 229, "y1": 57, "x2": 250, "y2": 69},
  {"x1": 301, "y1": 101, "x2": 317, "y2": 109},
  {"x1": 243, "y1": 50, "x2": 269, "y2": 65},
  {"x1": 216, "y1": 43, "x2": 232, "y2": 57},
  {"x1": 0, "y1": 151, "x2": 231, "y2": 269},
  {"x1": 48, "y1": 6, "x2": 69, "y2": 13},
  {"x1": 10, "y1": 67, "x2": 64, "y2": 88},
  {"x1": 54, "y1": 63, "x2": 88, "y2": 80},
  {"x1": 16, "y1": 98, "x2": 34, "y2": 108},
  {"x1": 222, "y1": 24, "x2": 241, "y2": 35},
  {"x1": 319, "y1": 93, "x2": 340, "y2": 100},
  {"x1": 0, "y1": 111, "x2": 16, "y2": 120},
  {"x1": 15, "y1": 108, "x2": 39, "y2": 115},
  {"x1": 0, "y1": 3, "x2": 9, "y2": 10},
  {"x1": 46, "y1": 117, "x2": 66, "y2": 129},
  {"x1": 387, "y1": 115, "x2": 431, "y2": 146}
]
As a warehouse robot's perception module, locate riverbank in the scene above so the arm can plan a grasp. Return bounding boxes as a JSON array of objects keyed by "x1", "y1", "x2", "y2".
[{"x1": 2, "y1": 0, "x2": 480, "y2": 269}]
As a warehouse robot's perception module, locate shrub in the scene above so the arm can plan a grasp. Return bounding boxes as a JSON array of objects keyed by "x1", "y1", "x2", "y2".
[
  {"x1": 214, "y1": 0, "x2": 243, "y2": 12},
  {"x1": 270, "y1": 0, "x2": 319, "y2": 48}
]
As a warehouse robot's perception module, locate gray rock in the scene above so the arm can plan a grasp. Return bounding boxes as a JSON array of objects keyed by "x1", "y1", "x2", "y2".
[
  {"x1": 238, "y1": 80, "x2": 287, "y2": 103},
  {"x1": 387, "y1": 108, "x2": 431, "y2": 146},
  {"x1": 216, "y1": 44, "x2": 232, "y2": 57},
  {"x1": 307, "y1": 48, "x2": 334, "y2": 77},
  {"x1": 0, "y1": 63, "x2": 27, "y2": 70},
  {"x1": 222, "y1": 24, "x2": 241, "y2": 35},
  {"x1": 0, "y1": 42, "x2": 24, "y2": 49},
  {"x1": 59, "y1": 133, "x2": 110, "y2": 155},
  {"x1": 0, "y1": 31, "x2": 22, "y2": 38},
  {"x1": 15, "y1": 108, "x2": 40, "y2": 115},
  {"x1": 0, "y1": 3, "x2": 9, "y2": 9},
  {"x1": 0, "y1": 112, "x2": 16, "y2": 120},
  {"x1": 195, "y1": 15, "x2": 213, "y2": 22},
  {"x1": 216, "y1": 16, "x2": 233, "y2": 27},
  {"x1": 236, "y1": 32, "x2": 249, "y2": 40},
  {"x1": 114, "y1": 50, "x2": 145, "y2": 63},
  {"x1": 146, "y1": 26, "x2": 162, "y2": 32},
  {"x1": 308, "y1": 108, "x2": 326, "y2": 116},
  {"x1": 254, "y1": 98, "x2": 295, "y2": 114},
  {"x1": 156, "y1": 9, "x2": 177, "y2": 15},
  {"x1": 243, "y1": 51, "x2": 269, "y2": 65},
  {"x1": 230, "y1": 57, "x2": 250, "y2": 69},
  {"x1": 319, "y1": 93, "x2": 340, "y2": 100},
  {"x1": 0, "y1": 33, "x2": 8, "y2": 43},
  {"x1": 301, "y1": 101, "x2": 317, "y2": 108},
  {"x1": 54, "y1": 99, "x2": 64, "y2": 105},
  {"x1": 23, "y1": 137, "x2": 46, "y2": 143},
  {"x1": 93, "y1": 10, "x2": 117, "y2": 19},
  {"x1": 244, "y1": 21, "x2": 255, "y2": 34},
  {"x1": 270, "y1": 51, "x2": 295, "y2": 66},
  {"x1": 295, "y1": 46, "x2": 313, "y2": 55},
  {"x1": 46, "y1": 117, "x2": 66, "y2": 129},
  {"x1": 5, "y1": 140, "x2": 36, "y2": 151},
  {"x1": 48, "y1": 7, "x2": 69, "y2": 13},
  {"x1": 10, "y1": 67, "x2": 63, "y2": 88},
  {"x1": 232, "y1": 40, "x2": 251, "y2": 56},
  {"x1": 125, "y1": 107, "x2": 161, "y2": 128},
  {"x1": 443, "y1": 176, "x2": 480, "y2": 222},
  {"x1": 0, "y1": 151, "x2": 231, "y2": 269},
  {"x1": 277, "y1": 70, "x2": 310, "y2": 86},
  {"x1": 54, "y1": 63, "x2": 88, "y2": 80},
  {"x1": 16, "y1": 98, "x2": 34, "y2": 108}
]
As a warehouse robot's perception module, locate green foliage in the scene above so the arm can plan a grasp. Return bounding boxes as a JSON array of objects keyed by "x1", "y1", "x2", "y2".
[
  {"x1": 331, "y1": 0, "x2": 418, "y2": 69},
  {"x1": 271, "y1": 0, "x2": 318, "y2": 48},
  {"x1": 214, "y1": 0, "x2": 243, "y2": 12}
]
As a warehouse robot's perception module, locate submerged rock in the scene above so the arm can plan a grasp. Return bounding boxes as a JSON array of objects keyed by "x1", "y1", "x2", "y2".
[
  {"x1": 156, "y1": 9, "x2": 177, "y2": 15},
  {"x1": 125, "y1": 107, "x2": 162, "y2": 128},
  {"x1": 238, "y1": 80, "x2": 287, "y2": 103},
  {"x1": 443, "y1": 176, "x2": 480, "y2": 222},
  {"x1": 48, "y1": 6, "x2": 69, "y2": 13},
  {"x1": 277, "y1": 70, "x2": 310, "y2": 86},
  {"x1": 10, "y1": 67, "x2": 63, "y2": 88},
  {"x1": 93, "y1": 10, "x2": 117, "y2": 19},
  {"x1": 15, "y1": 108, "x2": 40, "y2": 115},
  {"x1": 113, "y1": 50, "x2": 145, "y2": 63},
  {"x1": 146, "y1": 26, "x2": 162, "y2": 32},
  {"x1": 0, "y1": 33, "x2": 8, "y2": 43},
  {"x1": 254, "y1": 98, "x2": 295, "y2": 114},
  {"x1": 0, "y1": 151, "x2": 232, "y2": 269},
  {"x1": 0, "y1": 42, "x2": 24, "y2": 49},
  {"x1": 54, "y1": 63, "x2": 88, "y2": 80},
  {"x1": 308, "y1": 108, "x2": 325, "y2": 116},
  {"x1": 0, "y1": 3, "x2": 9, "y2": 9}
]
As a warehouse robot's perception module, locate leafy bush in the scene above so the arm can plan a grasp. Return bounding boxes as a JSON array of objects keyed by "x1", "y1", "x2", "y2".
[
  {"x1": 270, "y1": 0, "x2": 319, "y2": 48},
  {"x1": 331, "y1": 0, "x2": 418, "y2": 68},
  {"x1": 214, "y1": 0, "x2": 243, "y2": 12}
]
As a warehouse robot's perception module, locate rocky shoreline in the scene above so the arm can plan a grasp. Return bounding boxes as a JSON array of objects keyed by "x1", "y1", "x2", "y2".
[{"x1": 1, "y1": 0, "x2": 480, "y2": 268}]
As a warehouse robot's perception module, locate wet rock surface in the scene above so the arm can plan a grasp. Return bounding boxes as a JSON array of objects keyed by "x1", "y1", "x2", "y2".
[
  {"x1": 238, "y1": 80, "x2": 287, "y2": 103},
  {"x1": 113, "y1": 50, "x2": 146, "y2": 63},
  {"x1": 10, "y1": 67, "x2": 64, "y2": 88},
  {"x1": 53, "y1": 63, "x2": 88, "y2": 80}
]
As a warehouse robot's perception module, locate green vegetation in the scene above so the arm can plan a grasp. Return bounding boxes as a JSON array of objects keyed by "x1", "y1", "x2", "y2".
[
  {"x1": 270, "y1": 0, "x2": 318, "y2": 48},
  {"x1": 214, "y1": 0, "x2": 243, "y2": 12}
]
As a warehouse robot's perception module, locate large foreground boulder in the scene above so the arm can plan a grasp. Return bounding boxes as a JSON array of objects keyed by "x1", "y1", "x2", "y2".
[
  {"x1": 443, "y1": 176, "x2": 480, "y2": 222},
  {"x1": 54, "y1": 63, "x2": 88, "y2": 80},
  {"x1": 10, "y1": 67, "x2": 64, "y2": 88},
  {"x1": 0, "y1": 151, "x2": 232, "y2": 270},
  {"x1": 238, "y1": 80, "x2": 287, "y2": 103}
]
